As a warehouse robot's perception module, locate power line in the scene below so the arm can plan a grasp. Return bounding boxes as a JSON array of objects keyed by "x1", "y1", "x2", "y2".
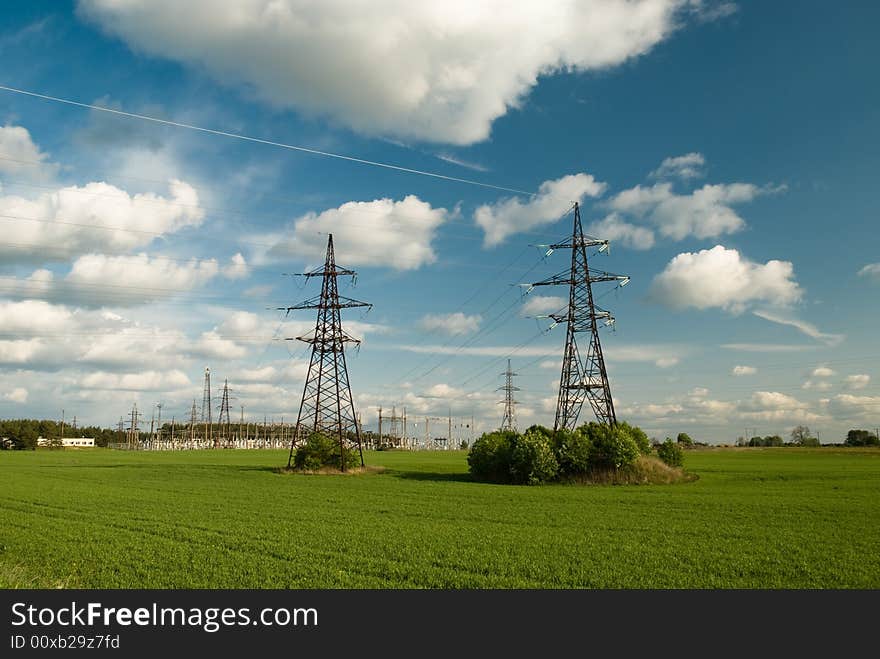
[{"x1": 0, "y1": 84, "x2": 534, "y2": 196}]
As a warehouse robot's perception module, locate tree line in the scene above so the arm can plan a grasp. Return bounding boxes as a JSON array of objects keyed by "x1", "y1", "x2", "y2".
[{"x1": 0, "y1": 419, "x2": 117, "y2": 450}]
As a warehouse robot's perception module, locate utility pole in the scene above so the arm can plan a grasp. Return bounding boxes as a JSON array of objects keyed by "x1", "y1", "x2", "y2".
[
  {"x1": 529, "y1": 202, "x2": 629, "y2": 430},
  {"x1": 117, "y1": 417, "x2": 124, "y2": 445},
  {"x1": 60, "y1": 409, "x2": 65, "y2": 444},
  {"x1": 378, "y1": 406, "x2": 383, "y2": 450},
  {"x1": 128, "y1": 403, "x2": 142, "y2": 450},
  {"x1": 499, "y1": 359, "x2": 519, "y2": 432},
  {"x1": 448, "y1": 409, "x2": 452, "y2": 451},
  {"x1": 189, "y1": 399, "x2": 198, "y2": 446},
  {"x1": 156, "y1": 402, "x2": 163, "y2": 444},
  {"x1": 281, "y1": 234, "x2": 371, "y2": 470}
]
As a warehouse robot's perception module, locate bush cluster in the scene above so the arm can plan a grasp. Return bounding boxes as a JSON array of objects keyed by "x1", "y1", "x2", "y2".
[
  {"x1": 656, "y1": 438, "x2": 684, "y2": 468},
  {"x1": 467, "y1": 421, "x2": 655, "y2": 485},
  {"x1": 292, "y1": 432, "x2": 361, "y2": 471}
]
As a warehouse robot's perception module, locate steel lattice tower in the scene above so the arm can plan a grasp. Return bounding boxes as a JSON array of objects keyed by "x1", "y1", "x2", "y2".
[
  {"x1": 201, "y1": 367, "x2": 213, "y2": 447},
  {"x1": 218, "y1": 378, "x2": 231, "y2": 448},
  {"x1": 531, "y1": 202, "x2": 629, "y2": 431},
  {"x1": 499, "y1": 359, "x2": 519, "y2": 431},
  {"x1": 283, "y1": 234, "x2": 371, "y2": 470}
]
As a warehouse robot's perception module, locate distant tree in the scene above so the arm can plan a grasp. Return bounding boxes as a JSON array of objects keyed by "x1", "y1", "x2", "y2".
[
  {"x1": 676, "y1": 432, "x2": 694, "y2": 447},
  {"x1": 790, "y1": 425, "x2": 812, "y2": 446},
  {"x1": 845, "y1": 429, "x2": 879, "y2": 447},
  {"x1": 459, "y1": 440, "x2": 469, "y2": 450},
  {"x1": 748, "y1": 436, "x2": 764, "y2": 447},
  {"x1": 736, "y1": 436, "x2": 748, "y2": 447},
  {"x1": 764, "y1": 435, "x2": 784, "y2": 447}
]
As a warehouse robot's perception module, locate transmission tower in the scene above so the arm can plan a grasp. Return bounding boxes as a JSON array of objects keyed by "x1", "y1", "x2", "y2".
[
  {"x1": 281, "y1": 234, "x2": 371, "y2": 470},
  {"x1": 189, "y1": 399, "x2": 198, "y2": 445},
  {"x1": 530, "y1": 202, "x2": 629, "y2": 431},
  {"x1": 127, "y1": 403, "x2": 142, "y2": 449},
  {"x1": 499, "y1": 359, "x2": 519, "y2": 431},
  {"x1": 201, "y1": 367, "x2": 213, "y2": 447},
  {"x1": 217, "y1": 378, "x2": 231, "y2": 448}
]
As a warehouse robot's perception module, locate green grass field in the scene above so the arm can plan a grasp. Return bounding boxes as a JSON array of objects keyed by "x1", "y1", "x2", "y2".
[{"x1": 1, "y1": 447, "x2": 878, "y2": 588}]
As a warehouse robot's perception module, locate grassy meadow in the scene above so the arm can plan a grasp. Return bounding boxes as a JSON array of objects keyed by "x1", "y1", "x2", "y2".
[{"x1": 1, "y1": 447, "x2": 878, "y2": 588}]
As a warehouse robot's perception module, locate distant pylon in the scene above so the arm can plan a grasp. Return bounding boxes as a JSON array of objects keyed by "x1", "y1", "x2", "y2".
[
  {"x1": 217, "y1": 378, "x2": 231, "y2": 448},
  {"x1": 201, "y1": 367, "x2": 213, "y2": 447},
  {"x1": 281, "y1": 234, "x2": 371, "y2": 470},
  {"x1": 499, "y1": 359, "x2": 519, "y2": 431},
  {"x1": 530, "y1": 202, "x2": 629, "y2": 430}
]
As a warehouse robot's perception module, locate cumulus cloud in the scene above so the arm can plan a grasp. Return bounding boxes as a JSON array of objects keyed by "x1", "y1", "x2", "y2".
[
  {"x1": 417, "y1": 312, "x2": 482, "y2": 336},
  {"x1": 649, "y1": 152, "x2": 705, "y2": 180},
  {"x1": 1, "y1": 252, "x2": 246, "y2": 307},
  {"x1": 732, "y1": 365, "x2": 757, "y2": 376},
  {"x1": 586, "y1": 213, "x2": 655, "y2": 250},
  {"x1": 80, "y1": 369, "x2": 192, "y2": 391},
  {"x1": 0, "y1": 179, "x2": 205, "y2": 264},
  {"x1": 265, "y1": 195, "x2": 447, "y2": 270},
  {"x1": 521, "y1": 295, "x2": 567, "y2": 317},
  {"x1": 650, "y1": 246, "x2": 802, "y2": 313},
  {"x1": 738, "y1": 390, "x2": 827, "y2": 423},
  {"x1": 475, "y1": 173, "x2": 606, "y2": 246},
  {"x1": 607, "y1": 181, "x2": 774, "y2": 242},
  {"x1": 2, "y1": 387, "x2": 28, "y2": 404},
  {"x1": 844, "y1": 374, "x2": 870, "y2": 390},
  {"x1": 858, "y1": 263, "x2": 880, "y2": 281},
  {"x1": 829, "y1": 394, "x2": 880, "y2": 421},
  {"x1": 0, "y1": 124, "x2": 58, "y2": 180},
  {"x1": 79, "y1": 0, "x2": 705, "y2": 144},
  {"x1": 811, "y1": 366, "x2": 835, "y2": 378}
]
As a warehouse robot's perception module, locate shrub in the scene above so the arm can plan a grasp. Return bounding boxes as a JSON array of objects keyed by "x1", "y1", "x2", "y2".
[
  {"x1": 588, "y1": 424, "x2": 640, "y2": 470},
  {"x1": 657, "y1": 438, "x2": 684, "y2": 468},
  {"x1": 676, "y1": 432, "x2": 694, "y2": 447},
  {"x1": 619, "y1": 421, "x2": 651, "y2": 455},
  {"x1": 467, "y1": 430, "x2": 517, "y2": 483},
  {"x1": 553, "y1": 427, "x2": 592, "y2": 477},
  {"x1": 293, "y1": 432, "x2": 361, "y2": 471},
  {"x1": 509, "y1": 429, "x2": 559, "y2": 485}
]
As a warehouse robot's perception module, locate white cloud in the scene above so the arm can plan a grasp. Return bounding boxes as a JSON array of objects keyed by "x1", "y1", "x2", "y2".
[
  {"x1": 844, "y1": 374, "x2": 870, "y2": 390},
  {"x1": 417, "y1": 312, "x2": 482, "y2": 336},
  {"x1": 2, "y1": 253, "x2": 237, "y2": 307},
  {"x1": 0, "y1": 179, "x2": 205, "y2": 264},
  {"x1": 649, "y1": 152, "x2": 705, "y2": 180},
  {"x1": 3, "y1": 387, "x2": 28, "y2": 403},
  {"x1": 858, "y1": 263, "x2": 880, "y2": 281},
  {"x1": 79, "y1": 0, "x2": 702, "y2": 144},
  {"x1": 0, "y1": 124, "x2": 58, "y2": 180},
  {"x1": 721, "y1": 343, "x2": 815, "y2": 353},
  {"x1": 222, "y1": 253, "x2": 249, "y2": 280},
  {"x1": 650, "y1": 245, "x2": 802, "y2": 313},
  {"x1": 80, "y1": 369, "x2": 192, "y2": 391},
  {"x1": 752, "y1": 310, "x2": 843, "y2": 346},
  {"x1": 475, "y1": 173, "x2": 606, "y2": 246},
  {"x1": 829, "y1": 394, "x2": 880, "y2": 421},
  {"x1": 811, "y1": 366, "x2": 835, "y2": 378},
  {"x1": 586, "y1": 213, "x2": 655, "y2": 250},
  {"x1": 521, "y1": 295, "x2": 567, "y2": 317},
  {"x1": 265, "y1": 195, "x2": 447, "y2": 270},
  {"x1": 608, "y1": 182, "x2": 773, "y2": 241},
  {"x1": 732, "y1": 365, "x2": 757, "y2": 376},
  {"x1": 738, "y1": 390, "x2": 827, "y2": 423},
  {"x1": 802, "y1": 380, "x2": 832, "y2": 392}
]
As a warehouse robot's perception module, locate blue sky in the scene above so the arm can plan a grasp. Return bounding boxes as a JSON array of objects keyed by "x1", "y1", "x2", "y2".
[{"x1": 0, "y1": 0, "x2": 877, "y2": 442}]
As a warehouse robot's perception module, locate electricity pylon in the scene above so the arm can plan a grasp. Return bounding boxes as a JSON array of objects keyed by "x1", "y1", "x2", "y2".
[
  {"x1": 499, "y1": 359, "x2": 519, "y2": 431},
  {"x1": 217, "y1": 378, "x2": 231, "y2": 448},
  {"x1": 201, "y1": 367, "x2": 213, "y2": 446},
  {"x1": 282, "y1": 234, "x2": 371, "y2": 470},
  {"x1": 530, "y1": 202, "x2": 629, "y2": 430}
]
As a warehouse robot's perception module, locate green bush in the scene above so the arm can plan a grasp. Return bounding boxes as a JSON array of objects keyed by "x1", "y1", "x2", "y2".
[
  {"x1": 657, "y1": 438, "x2": 684, "y2": 468},
  {"x1": 293, "y1": 432, "x2": 361, "y2": 471},
  {"x1": 510, "y1": 429, "x2": 559, "y2": 485},
  {"x1": 587, "y1": 424, "x2": 640, "y2": 470},
  {"x1": 554, "y1": 427, "x2": 592, "y2": 476},
  {"x1": 676, "y1": 432, "x2": 694, "y2": 447},
  {"x1": 467, "y1": 430, "x2": 517, "y2": 483},
  {"x1": 619, "y1": 421, "x2": 651, "y2": 455}
]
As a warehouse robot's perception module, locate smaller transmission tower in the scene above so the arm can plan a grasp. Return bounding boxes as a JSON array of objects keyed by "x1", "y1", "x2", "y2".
[
  {"x1": 189, "y1": 399, "x2": 198, "y2": 445},
  {"x1": 282, "y1": 234, "x2": 370, "y2": 470},
  {"x1": 127, "y1": 403, "x2": 142, "y2": 449},
  {"x1": 217, "y1": 378, "x2": 231, "y2": 448},
  {"x1": 499, "y1": 359, "x2": 519, "y2": 432},
  {"x1": 201, "y1": 367, "x2": 213, "y2": 447}
]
